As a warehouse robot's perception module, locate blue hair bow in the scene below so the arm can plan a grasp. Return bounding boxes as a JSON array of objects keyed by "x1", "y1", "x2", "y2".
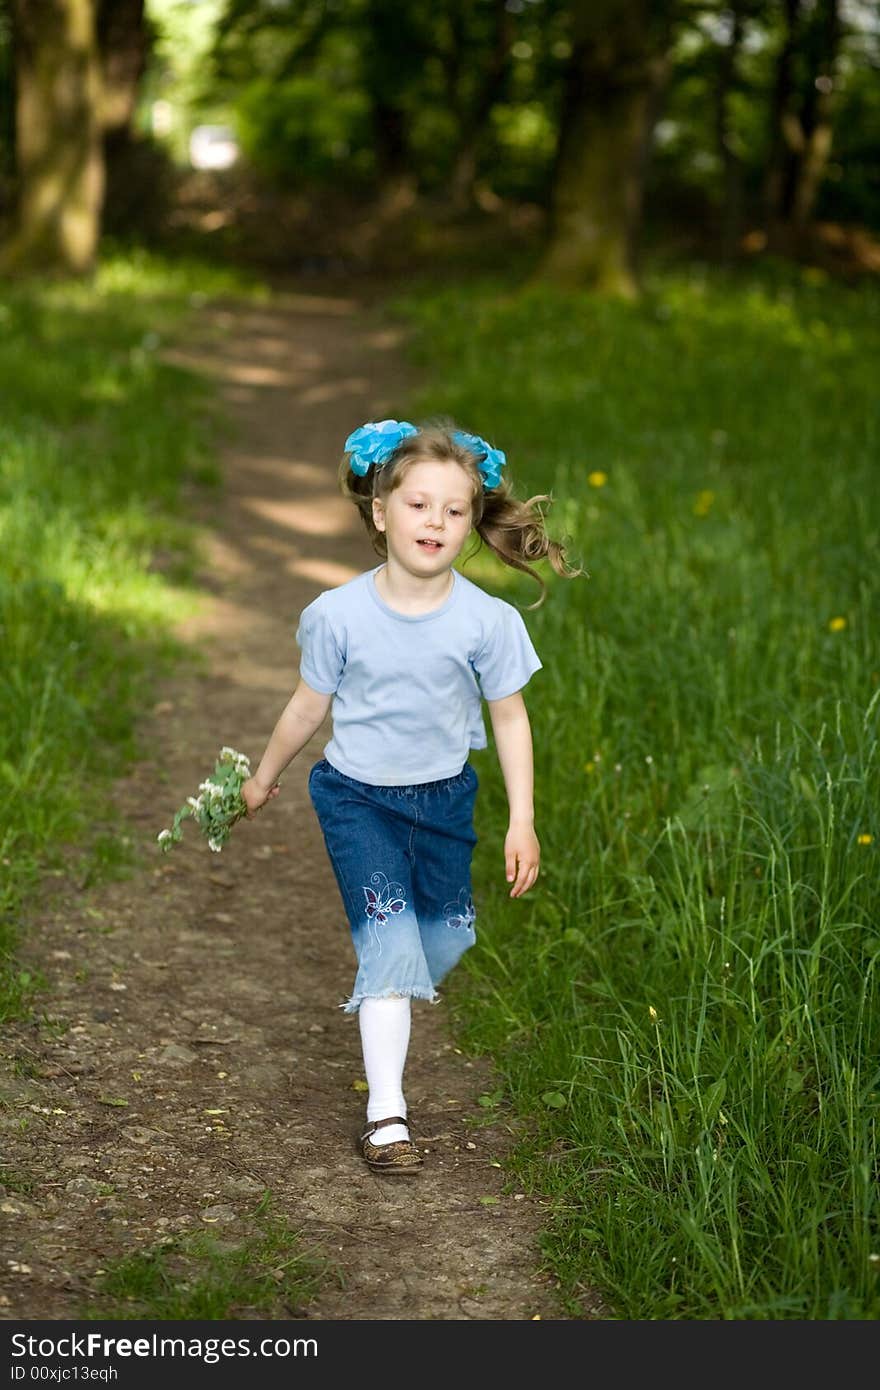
[
  {"x1": 344, "y1": 419, "x2": 506, "y2": 490},
  {"x1": 344, "y1": 420, "x2": 418, "y2": 475},
  {"x1": 452, "y1": 430, "x2": 506, "y2": 490}
]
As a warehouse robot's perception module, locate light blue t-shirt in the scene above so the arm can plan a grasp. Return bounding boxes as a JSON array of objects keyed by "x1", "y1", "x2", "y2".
[{"x1": 295, "y1": 564, "x2": 542, "y2": 786}]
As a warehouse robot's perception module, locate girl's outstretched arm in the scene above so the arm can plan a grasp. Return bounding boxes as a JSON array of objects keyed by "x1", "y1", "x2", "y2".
[
  {"x1": 487, "y1": 691, "x2": 541, "y2": 899},
  {"x1": 241, "y1": 679, "x2": 332, "y2": 816}
]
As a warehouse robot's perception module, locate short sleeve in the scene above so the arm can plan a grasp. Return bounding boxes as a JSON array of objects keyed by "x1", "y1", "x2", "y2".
[
  {"x1": 472, "y1": 601, "x2": 542, "y2": 701},
  {"x1": 295, "y1": 597, "x2": 345, "y2": 695}
]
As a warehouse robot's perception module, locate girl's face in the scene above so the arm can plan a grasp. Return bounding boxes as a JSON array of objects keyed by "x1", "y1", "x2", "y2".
[{"x1": 372, "y1": 459, "x2": 475, "y2": 573}]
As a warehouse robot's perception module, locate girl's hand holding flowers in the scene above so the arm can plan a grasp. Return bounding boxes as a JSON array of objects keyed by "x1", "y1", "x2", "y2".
[
  {"x1": 157, "y1": 746, "x2": 261, "y2": 854},
  {"x1": 240, "y1": 775, "x2": 281, "y2": 818}
]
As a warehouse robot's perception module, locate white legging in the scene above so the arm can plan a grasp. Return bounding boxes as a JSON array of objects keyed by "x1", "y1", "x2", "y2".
[{"x1": 358, "y1": 995, "x2": 412, "y2": 1130}]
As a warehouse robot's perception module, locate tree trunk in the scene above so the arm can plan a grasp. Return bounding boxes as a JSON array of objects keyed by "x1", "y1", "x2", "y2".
[
  {"x1": 763, "y1": 0, "x2": 800, "y2": 237},
  {"x1": 97, "y1": 0, "x2": 147, "y2": 135},
  {"x1": 448, "y1": 0, "x2": 512, "y2": 211},
  {"x1": 715, "y1": 4, "x2": 746, "y2": 263},
  {"x1": 789, "y1": 0, "x2": 841, "y2": 239},
  {"x1": 538, "y1": 1, "x2": 675, "y2": 298},
  {"x1": 362, "y1": 0, "x2": 419, "y2": 210},
  {"x1": 5, "y1": 0, "x2": 104, "y2": 275},
  {"x1": 370, "y1": 98, "x2": 418, "y2": 217},
  {"x1": 0, "y1": 6, "x2": 15, "y2": 192},
  {"x1": 763, "y1": 0, "x2": 841, "y2": 252},
  {"x1": 97, "y1": 0, "x2": 156, "y2": 242}
]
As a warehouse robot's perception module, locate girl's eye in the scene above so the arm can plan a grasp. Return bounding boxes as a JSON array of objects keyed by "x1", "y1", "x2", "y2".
[{"x1": 408, "y1": 502, "x2": 465, "y2": 516}]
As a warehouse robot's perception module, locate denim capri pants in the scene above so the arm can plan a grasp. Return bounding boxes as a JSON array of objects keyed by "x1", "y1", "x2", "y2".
[{"x1": 307, "y1": 757, "x2": 479, "y2": 1014}]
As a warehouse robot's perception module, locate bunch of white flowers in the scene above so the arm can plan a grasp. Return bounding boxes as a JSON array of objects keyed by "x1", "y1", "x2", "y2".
[{"x1": 157, "y1": 746, "x2": 251, "y2": 854}]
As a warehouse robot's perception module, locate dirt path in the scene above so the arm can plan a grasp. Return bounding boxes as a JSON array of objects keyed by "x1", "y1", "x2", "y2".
[{"x1": 0, "y1": 285, "x2": 566, "y2": 1321}]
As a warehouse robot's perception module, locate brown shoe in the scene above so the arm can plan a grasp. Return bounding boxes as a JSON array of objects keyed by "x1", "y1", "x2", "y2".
[{"x1": 359, "y1": 1116, "x2": 423, "y2": 1174}]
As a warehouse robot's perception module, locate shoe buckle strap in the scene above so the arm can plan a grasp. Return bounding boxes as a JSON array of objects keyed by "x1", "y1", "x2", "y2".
[{"x1": 361, "y1": 1115, "x2": 408, "y2": 1140}]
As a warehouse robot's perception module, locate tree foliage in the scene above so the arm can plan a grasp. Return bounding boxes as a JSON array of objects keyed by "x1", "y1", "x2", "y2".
[
  {"x1": 0, "y1": 0, "x2": 877, "y2": 278},
  {"x1": 205, "y1": 0, "x2": 879, "y2": 232},
  {"x1": 212, "y1": 0, "x2": 573, "y2": 200}
]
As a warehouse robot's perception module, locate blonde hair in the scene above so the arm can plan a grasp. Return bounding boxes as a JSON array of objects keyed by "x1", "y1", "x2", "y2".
[{"x1": 338, "y1": 419, "x2": 584, "y2": 609}]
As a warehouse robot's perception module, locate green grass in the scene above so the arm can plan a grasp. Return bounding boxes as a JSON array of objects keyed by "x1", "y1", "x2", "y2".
[
  {"x1": 0, "y1": 247, "x2": 264, "y2": 1022},
  {"x1": 394, "y1": 256, "x2": 880, "y2": 1319},
  {"x1": 77, "y1": 1191, "x2": 334, "y2": 1320}
]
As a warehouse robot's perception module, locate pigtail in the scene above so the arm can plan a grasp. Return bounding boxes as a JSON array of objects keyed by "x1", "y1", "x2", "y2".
[{"x1": 476, "y1": 482, "x2": 585, "y2": 610}]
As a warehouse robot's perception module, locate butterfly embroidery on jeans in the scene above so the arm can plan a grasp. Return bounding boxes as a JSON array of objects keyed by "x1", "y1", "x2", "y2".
[
  {"x1": 443, "y1": 888, "x2": 476, "y2": 931},
  {"x1": 362, "y1": 871, "x2": 407, "y2": 926}
]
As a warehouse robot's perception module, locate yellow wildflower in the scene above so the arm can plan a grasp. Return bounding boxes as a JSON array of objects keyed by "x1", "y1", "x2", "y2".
[
  {"x1": 648, "y1": 1006, "x2": 659, "y2": 1023},
  {"x1": 584, "y1": 761, "x2": 595, "y2": 774},
  {"x1": 828, "y1": 616, "x2": 847, "y2": 632},
  {"x1": 693, "y1": 489, "x2": 715, "y2": 517},
  {"x1": 857, "y1": 834, "x2": 873, "y2": 846},
  {"x1": 588, "y1": 471, "x2": 608, "y2": 488}
]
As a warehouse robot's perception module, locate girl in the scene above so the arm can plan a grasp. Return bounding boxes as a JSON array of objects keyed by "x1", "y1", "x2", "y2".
[{"x1": 240, "y1": 418, "x2": 580, "y2": 1174}]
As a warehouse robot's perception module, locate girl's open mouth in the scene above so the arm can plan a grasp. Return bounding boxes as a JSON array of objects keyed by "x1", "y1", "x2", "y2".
[{"x1": 417, "y1": 540, "x2": 443, "y2": 549}]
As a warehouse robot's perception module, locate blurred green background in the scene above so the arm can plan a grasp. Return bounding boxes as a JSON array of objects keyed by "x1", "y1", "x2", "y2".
[{"x1": 1, "y1": 1, "x2": 878, "y2": 281}]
